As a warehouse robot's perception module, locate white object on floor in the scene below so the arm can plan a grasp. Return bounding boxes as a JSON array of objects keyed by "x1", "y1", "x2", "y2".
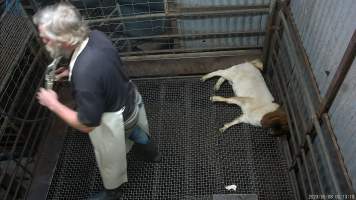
[{"x1": 225, "y1": 184, "x2": 237, "y2": 191}]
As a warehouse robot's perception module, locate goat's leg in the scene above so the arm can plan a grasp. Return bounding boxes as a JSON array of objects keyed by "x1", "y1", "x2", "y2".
[
  {"x1": 210, "y1": 96, "x2": 230, "y2": 103},
  {"x1": 214, "y1": 77, "x2": 225, "y2": 91},
  {"x1": 201, "y1": 70, "x2": 226, "y2": 82},
  {"x1": 210, "y1": 96, "x2": 251, "y2": 107},
  {"x1": 219, "y1": 115, "x2": 246, "y2": 133}
]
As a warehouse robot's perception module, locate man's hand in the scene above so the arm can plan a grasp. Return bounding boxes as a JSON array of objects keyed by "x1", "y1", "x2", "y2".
[
  {"x1": 36, "y1": 88, "x2": 59, "y2": 111},
  {"x1": 55, "y1": 66, "x2": 69, "y2": 81},
  {"x1": 36, "y1": 88, "x2": 94, "y2": 133}
]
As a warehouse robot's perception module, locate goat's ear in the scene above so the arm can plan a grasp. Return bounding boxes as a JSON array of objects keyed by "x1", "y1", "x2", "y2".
[
  {"x1": 261, "y1": 113, "x2": 281, "y2": 129},
  {"x1": 250, "y1": 59, "x2": 263, "y2": 71},
  {"x1": 261, "y1": 108, "x2": 289, "y2": 136}
]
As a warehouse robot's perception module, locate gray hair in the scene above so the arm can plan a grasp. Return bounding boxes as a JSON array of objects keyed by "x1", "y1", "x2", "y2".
[{"x1": 33, "y1": 2, "x2": 89, "y2": 45}]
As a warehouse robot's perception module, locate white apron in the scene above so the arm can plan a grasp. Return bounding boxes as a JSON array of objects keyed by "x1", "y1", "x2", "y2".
[{"x1": 88, "y1": 108, "x2": 134, "y2": 189}]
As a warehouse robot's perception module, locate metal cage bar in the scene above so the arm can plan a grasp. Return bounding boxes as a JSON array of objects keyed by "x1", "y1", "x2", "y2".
[
  {"x1": 28, "y1": 0, "x2": 270, "y2": 59},
  {"x1": 319, "y1": 31, "x2": 356, "y2": 116},
  {"x1": 0, "y1": 1, "x2": 53, "y2": 199},
  {"x1": 265, "y1": 1, "x2": 355, "y2": 197}
]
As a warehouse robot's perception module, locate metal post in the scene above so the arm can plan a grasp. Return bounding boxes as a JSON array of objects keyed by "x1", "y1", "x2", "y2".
[
  {"x1": 262, "y1": 0, "x2": 278, "y2": 67},
  {"x1": 319, "y1": 30, "x2": 356, "y2": 116}
]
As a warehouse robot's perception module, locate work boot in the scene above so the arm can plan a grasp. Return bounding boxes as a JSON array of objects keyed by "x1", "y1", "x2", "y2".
[
  {"x1": 88, "y1": 188, "x2": 123, "y2": 200},
  {"x1": 133, "y1": 142, "x2": 161, "y2": 162}
]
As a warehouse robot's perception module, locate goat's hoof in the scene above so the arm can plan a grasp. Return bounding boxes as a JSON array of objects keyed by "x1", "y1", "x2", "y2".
[
  {"x1": 210, "y1": 96, "x2": 216, "y2": 101},
  {"x1": 219, "y1": 127, "x2": 226, "y2": 133},
  {"x1": 213, "y1": 86, "x2": 220, "y2": 91},
  {"x1": 200, "y1": 77, "x2": 206, "y2": 82}
]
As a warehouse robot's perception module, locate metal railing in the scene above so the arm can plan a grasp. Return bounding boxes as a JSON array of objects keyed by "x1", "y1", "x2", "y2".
[
  {"x1": 28, "y1": 0, "x2": 271, "y2": 60},
  {"x1": 264, "y1": 1, "x2": 355, "y2": 199},
  {"x1": 5, "y1": 0, "x2": 354, "y2": 199},
  {"x1": 0, "y1": 1, "x2": 52, "y2": 199}
]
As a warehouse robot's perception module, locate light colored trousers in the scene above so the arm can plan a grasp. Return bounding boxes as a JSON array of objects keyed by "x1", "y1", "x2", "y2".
[{"x1": 88, "y1": 92, "x2": 149, "y2": 189}]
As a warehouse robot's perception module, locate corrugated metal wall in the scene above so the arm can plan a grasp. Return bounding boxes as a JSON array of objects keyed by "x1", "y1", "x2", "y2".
[
  {"x1": 290, "y1": 0, "x2": 356, "y2": 95},
  {"x1": 176, "y1": 0, "x2": 271, "y2": 49},
  {"x1": 329, "y1": 59, "x2": 356, "y2": 191},
  {"x1": 176, "y1": 0, "x2": 271, "y2": 7},
  {"x1": 290, "y1": 0, "x2": 356, "y2": 191},
  {"x1": 177, "y1": 15, "x2": 267, "y2": 48}
]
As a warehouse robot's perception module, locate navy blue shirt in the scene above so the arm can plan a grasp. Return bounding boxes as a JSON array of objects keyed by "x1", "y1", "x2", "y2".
[{"x1": 71, "y1": 30, "x2": 136, "y2": 127}]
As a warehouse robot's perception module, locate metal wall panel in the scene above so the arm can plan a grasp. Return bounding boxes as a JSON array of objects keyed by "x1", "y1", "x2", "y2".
[
  {"x1": 290, "y1": 0, "x2": 356, "y2": 96},
  {"x1": 177, "y1": 15, "x2": 268, "y2": 48},
  {"x1": 176, "y1": 0, "x2": 271, "y2": 49},
  {"x1": 290, "y1": 0, "x2": 356, "y2": 191},
  {"x1": 176, "y1": 0, "x2": 270, "y2": 7},
  {"x1": 0, "y1": 2, "x2": 53, "y2": 199},
  {"x1": 29, "y1": 0, "x2": 268, "y2": 56},
  {"x1": 329, "y1": 59, "x2": 356, "y2": 191}
]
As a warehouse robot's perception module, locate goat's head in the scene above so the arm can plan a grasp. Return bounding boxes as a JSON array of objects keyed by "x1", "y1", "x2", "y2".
[{"x1": 261, "y1": 106, "x2": 289, "y2": 136}]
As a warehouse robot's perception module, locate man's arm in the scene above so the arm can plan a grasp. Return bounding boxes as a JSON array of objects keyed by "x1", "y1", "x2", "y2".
[{"x1": 37, "y1": 88, "x2": 95, "y2": 133}]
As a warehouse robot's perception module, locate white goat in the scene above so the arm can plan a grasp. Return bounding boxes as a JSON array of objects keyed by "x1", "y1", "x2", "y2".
[{"x1": 201, "y1": 60, "x2": 288, "y2": 134}]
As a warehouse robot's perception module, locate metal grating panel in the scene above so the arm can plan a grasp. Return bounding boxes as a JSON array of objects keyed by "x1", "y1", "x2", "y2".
[
  {"x1": 213, "y1": 194, "x2": 258, "y2": 200},
  {"x1": 177, "y1": 15, "x2": 268, "y2": 49},
  {"x1": 47, "y1": 77, "x2": 294, "y2": 200},
  {"x1": 175, "y1": 0, "x2": 271, "y2": 7},
  {"x1": 29, "y1": 0, "x2": 267, "y2": 57},
  {"x1": 0, "y1": 2, "x2": 34, "y2": 87},
  {"x1": 175, "y1": 0, "x2": 270, "y2": 49},
  {"x1": 0, "y1": 1, "x2": 53, "y2": 199}
]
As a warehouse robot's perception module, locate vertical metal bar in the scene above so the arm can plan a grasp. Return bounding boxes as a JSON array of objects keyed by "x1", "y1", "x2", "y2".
[
  {"x1": 275, "y1": 37, "x2": 308, "y2": 140},
  {"x1": 306, "y1": 135, "x2": 325, "y2": 194},
  {"x1": 0, "y1": 168, "x2": 26, "y2": 199},
  {"x1": 265, "y1": 1, "x2": 282, "y2": 73},
  {"x1": 163, "y1": 0, "x2": 169, "y2": 14},
  {"x1": 272, "y1": 53, "x2": 310, "y2": 198},
  {"x1": 268, "y1": 5, "x2": 326, "y2": 196},
  {"x1": 295, "y1": 158, "x2": 309, "y2": 199},
  {"x1": 319, "y1": 30, "x2": 356, "y2": 115},
  {"x1": 276, "y1": 4, "x2": 355, "y2": 196},
  {"x1": 116, "y1": 2, "x2": 132, "y2": 51},
  {"x1": 321, "y1": 113, "x2": 354, "y2": 193},
  {"x1": 270, "y1": 40, "x2": 308, "y2": 196},
  {"x1": 280, "y1": 5, "x2": 322, "y2": 108},
  {"x1": 5, "y1": 60, "x2": 47, "y2": 199},
  {"x1": 279, "y1": 12, "x2": 317, "y2": 131},
  {"x1": 312, "y1": 116, "x2": 341, "y2": 194},
  {"x1": 264, "y1": 14, "x2": 306, "y2": 199},
  {"x1": 27, "y1": 105, "x2": 69, "y2": 200},
  {"x1": 300, "y1": 148, "x2": 315, "y2": 194},
  {"x1": 280, "y1": 10, "x2": 344, "y2": 193},
  {"x1": 268, "y1": 53, "x2": 300, "y2": 199},
  {"x1": 14, "y1": 109, "x2": 50, "y2": 198},
  {"x1": 281, "y1": 139, "x2": 302, "y2": 200},
  {"x1": 0, "y1": 33, "x2": 34, "y2": 93},
  {"x1": 262, "y1": 0, "x2": 277, "y2": 67},
  {"x1": 0, "y1": 49, "x2": 42, "y2": 152},
  {"x1": 269, "y1": 65, "x2": 301, "y2": 199}
]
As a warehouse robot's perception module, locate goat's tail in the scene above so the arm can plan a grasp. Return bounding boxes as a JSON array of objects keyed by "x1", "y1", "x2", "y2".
[{"x1": 250, "y1": 59, "x2": 263, "y2": 71}]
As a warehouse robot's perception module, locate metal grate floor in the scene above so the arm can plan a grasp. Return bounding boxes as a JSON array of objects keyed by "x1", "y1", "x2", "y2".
[{"x1": 47, "y1": 77, "x2": 295, "y2": 200}]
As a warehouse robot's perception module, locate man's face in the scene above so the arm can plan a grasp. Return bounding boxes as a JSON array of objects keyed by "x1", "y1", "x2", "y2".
[{"x1": 38, "y1": 26, "x2": 72, "y2": 58}]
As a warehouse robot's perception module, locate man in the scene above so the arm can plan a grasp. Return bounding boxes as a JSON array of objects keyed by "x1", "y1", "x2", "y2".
[{"x1": 34, "y1": 2, "x2": 160, "y2": 200}]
